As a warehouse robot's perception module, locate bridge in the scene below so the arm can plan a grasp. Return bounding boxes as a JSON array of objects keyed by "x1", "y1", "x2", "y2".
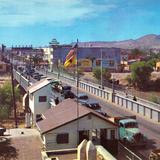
[{"x1": 13, "y1": 69, "x2": 160, "y2": 123}]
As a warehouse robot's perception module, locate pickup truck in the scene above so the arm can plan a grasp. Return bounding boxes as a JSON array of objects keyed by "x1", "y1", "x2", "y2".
[{"x1": 109, "y1": 116, "x2": 146, "y2": 146}]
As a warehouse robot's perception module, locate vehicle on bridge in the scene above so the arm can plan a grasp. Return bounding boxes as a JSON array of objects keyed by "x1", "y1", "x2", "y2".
[
  {"x1": 109, "y1": 116, "x2": 146, "y2": 146},
  {"x1": 82, "y1": 100, "x2": 108, "y2": 117},
  {"x1": 61, "y1": 90, "x2": 75, "y2": 99},
  {"x1": 76, "y1": 93, "x2": 89, "y2": 104}
]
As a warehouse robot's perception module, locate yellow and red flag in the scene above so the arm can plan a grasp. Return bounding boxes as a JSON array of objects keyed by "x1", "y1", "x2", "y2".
[{"x1": 64, "y1": 43, "x2": 78, "y2": 68}]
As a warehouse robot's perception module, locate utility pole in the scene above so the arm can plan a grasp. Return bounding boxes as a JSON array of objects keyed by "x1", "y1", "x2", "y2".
[
  {"x1": 100, "y1": 48, "x2": 103, "y2": 88},
  {"x1": 10, "y1": 52, "x2": 18, "y2": 128}
]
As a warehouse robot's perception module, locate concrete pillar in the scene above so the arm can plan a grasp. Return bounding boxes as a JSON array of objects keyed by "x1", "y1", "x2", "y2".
[
  {"x1": 77, "y1": 139, "x2": 87, "y2": 160},
  {"x1": 86, "y1": 141, "x2": 96, "y2": 160},
  {"x1": 108, "y1": 91, "x2": 115, "y2": 102}
]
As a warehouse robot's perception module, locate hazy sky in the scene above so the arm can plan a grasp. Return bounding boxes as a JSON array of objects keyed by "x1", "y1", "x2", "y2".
[{"x1": 0, "y1": 0, "x2": 160, "y2": 46}]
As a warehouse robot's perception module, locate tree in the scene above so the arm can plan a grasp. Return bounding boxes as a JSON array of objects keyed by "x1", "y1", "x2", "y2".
[
  {"x1": 93, "y1": 67, "x2": 111, "y2": 84},
  {"x1": 131, "y1": 48, "x2": 145, "y2": 57},
  {"x1": 0, "y1": 82, "x2": 20, "y2": 119},
  {"x1": 131, "y1": 61, "x2": 153, "y2": 90}
]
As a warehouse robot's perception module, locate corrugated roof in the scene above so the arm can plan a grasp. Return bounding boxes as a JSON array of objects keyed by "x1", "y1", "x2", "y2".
[
  {"x1": 27, "y1": 78, "x2": 52, "y2": 93},
  {"x1": 37, "y1": 99, "x2": 117, "y2": 134}
]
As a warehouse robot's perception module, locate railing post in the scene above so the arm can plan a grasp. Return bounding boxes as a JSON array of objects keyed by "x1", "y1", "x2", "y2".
[
  {"x1": 143, "y1": 106, "x2": 146, "y2": 116},
  {"x1": 126, "y1": 99, "x2": 128, "y2": 108},
  {"x1": 158, "y1": 112, "x2": 160, "y2": 122},
  {"x1": 150, "y1": 109, "x2": 153, "y2": 119},
  {"x1": 131, "y1": 102, "x2": 133, "y2": 111},
  {"x1": 137, "y1": 104, "x2": 139, "y2": 113}
]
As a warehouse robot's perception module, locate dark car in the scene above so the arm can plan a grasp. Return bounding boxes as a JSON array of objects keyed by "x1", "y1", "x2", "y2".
[
  {"x1": 33, "y1": 74, "x2": 41, "y2": 81},
  {"x1": 82, "y1": 100, "x2": 108, "y2": 117},
  {"x1": 76, "y1": 93, "x2": 89, "y2": 104},
  {"x1": 60, "y1": 85, "x2": 72, "y2": 93},
  {"x1": 31, "y1": 72, "x2": 39, "y2": 77},
  {"x1": 83, "y1": 100, "x2": 101, "y2": 110},
  {"x1": 62, "y1": 90, "x2": 75, "y2": 99}
]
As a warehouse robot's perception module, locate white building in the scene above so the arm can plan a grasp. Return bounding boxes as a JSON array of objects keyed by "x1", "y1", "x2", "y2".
[
  {"x1": 28, "y1": 78, "x2": 54, "y2": 124},
  {"x1": 37, "y1": 99, "x2": 118, "y2": 155},
  {"x1": 42, "y1": 47, "x2": 53, "y2": 70}
]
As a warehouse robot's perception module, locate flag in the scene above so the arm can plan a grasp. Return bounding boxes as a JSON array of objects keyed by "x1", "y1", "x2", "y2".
[{"x1": 64, "y1": 43, "x2": 78, "y2": 68}]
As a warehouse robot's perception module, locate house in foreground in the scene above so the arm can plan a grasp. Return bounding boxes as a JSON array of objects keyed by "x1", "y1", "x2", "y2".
[
  {"x1": 37, "y1": 99, "x2": 118, "y2": 155},
  {"x1": 27, "y1": 78, "x2": 55, "y2": 124}
]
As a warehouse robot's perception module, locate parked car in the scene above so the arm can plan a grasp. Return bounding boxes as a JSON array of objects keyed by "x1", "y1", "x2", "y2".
[
  {"x1": 51, "y1": 80, "x2": 62, "y2": 92},
  {"x1": 31, "y1": 72, "x2": 39, "y2": 77},
  {"x1": 60, "y1": 85, "x2": 72, "y2": 93},
  {"x1": 33, "y1": 74, "x2": 41, "y2": 81},
  {"x1": 76, "y1": 93, "x2": 89, "y2": 104},
  {"x1": 62, "y1": 90, "x2": 75, "y2": 99},
  {"x1": 82, "y1": 100, "x2": 108, "y2": 117}
]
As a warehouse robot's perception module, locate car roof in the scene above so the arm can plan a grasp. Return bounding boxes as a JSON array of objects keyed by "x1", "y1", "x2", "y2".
[
  {"x1": 85, "y1": 99, "x2": 99, "y2": 105},
  {"x1": 119, "y1": 118, "x2": 137, "y2": 124},
  {"x1": 77, "y1": 93, "x2": 88, "y2": 97},
  {"x1": 63, "y1": 85, "x2": 71, "y2": 89}
]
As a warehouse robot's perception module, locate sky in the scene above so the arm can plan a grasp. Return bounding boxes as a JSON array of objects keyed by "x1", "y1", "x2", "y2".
[{"x1": 0, "y1": 0, "x2": 160, "y2": 47}]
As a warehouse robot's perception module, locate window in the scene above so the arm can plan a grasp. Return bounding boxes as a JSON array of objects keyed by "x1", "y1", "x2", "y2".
[
  {"x1": 56, "y1": 133, "x2": 69, "y2": 144},
  {"x1": 110, "y1": 130, "x2": 116, "y2": 140},
  {"x1": 39, "y1": 96, "x2": 47, "y2": 102}
]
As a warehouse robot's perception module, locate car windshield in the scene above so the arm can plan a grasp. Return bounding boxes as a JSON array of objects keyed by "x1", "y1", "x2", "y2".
[
  {"x1": 89, "y1": 103, "x2": 101, "y2": 110},
  {"x1": 63, "y1": 86, "x2": 71, "y2": 90},
  {"x1": 125, "y1": 122, "x2": 138, "y2": 128},
  {"x1": 78, "y1": 95, "x2": 88, "y2": 100}
]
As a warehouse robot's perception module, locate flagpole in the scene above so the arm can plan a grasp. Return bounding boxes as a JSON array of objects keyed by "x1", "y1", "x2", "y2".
[{"x1": 76, "y1": 39, "x2": 79, "y2": 145}]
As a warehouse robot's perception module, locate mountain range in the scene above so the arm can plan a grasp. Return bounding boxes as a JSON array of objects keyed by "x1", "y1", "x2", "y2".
[{"x1": 77, "y1": 34, "x2": 160, "y2": 49}]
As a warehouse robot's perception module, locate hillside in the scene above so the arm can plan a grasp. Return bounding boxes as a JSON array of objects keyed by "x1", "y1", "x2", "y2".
[{"x1": 77, "y1": 34, "x2": 160, "y2": 49}]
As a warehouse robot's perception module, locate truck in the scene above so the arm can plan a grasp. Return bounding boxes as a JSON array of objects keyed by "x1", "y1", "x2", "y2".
[{"x1": 109, "y1": 116, "x2": 146, "y2": 146}]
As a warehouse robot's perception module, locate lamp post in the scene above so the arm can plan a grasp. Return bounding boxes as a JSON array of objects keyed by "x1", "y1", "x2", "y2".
[{"x1": 101, "y1": 48, "x2": 103, "y2": 88}]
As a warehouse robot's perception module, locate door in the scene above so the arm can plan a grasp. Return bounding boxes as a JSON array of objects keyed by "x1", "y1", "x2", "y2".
[{"x1": 79, "y1": 130, "x2": 89, "y2": 144}]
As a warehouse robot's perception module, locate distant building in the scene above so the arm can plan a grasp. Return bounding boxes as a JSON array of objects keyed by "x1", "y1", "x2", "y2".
[
  {"x1": 11, "y1": 46, "x2": 44, "y2": 66},
  {"x1": 53, "y1": 46, "x2": 121, "y2": 70},
  {"x1": 42, "y1": 47, "x2": 53, "y2": 69},
  {"x1": 37, "y1": 99, "x2": 118, "y2": 155},
  {"x1": 0, "y1": 61, "x2": 7, "y2": 73}
]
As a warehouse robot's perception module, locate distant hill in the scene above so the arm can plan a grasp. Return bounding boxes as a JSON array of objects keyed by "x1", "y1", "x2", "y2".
[{"x1": 76, "y1": 34, "x2": 160, "y2": 49}]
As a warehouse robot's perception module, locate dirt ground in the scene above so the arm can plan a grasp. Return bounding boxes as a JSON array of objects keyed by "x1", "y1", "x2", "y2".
[{"x1": 0, "y1": 129, "x2": 42, "y2": 160}]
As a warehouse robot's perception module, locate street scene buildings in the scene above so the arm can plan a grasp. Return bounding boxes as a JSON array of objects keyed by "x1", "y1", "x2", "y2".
[{"x1": 0, "y1": 1, "x2": 160, "y2": 160}]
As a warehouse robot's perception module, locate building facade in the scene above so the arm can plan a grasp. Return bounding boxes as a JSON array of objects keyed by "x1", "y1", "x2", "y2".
[{"x1": 53, "y1": 46, "x2": 121, "y2": 70}]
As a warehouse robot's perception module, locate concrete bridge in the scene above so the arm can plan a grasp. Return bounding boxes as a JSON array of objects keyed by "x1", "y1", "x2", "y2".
[{"x1": 13, "y1": 69, "x2": 160, "y2": 123}]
